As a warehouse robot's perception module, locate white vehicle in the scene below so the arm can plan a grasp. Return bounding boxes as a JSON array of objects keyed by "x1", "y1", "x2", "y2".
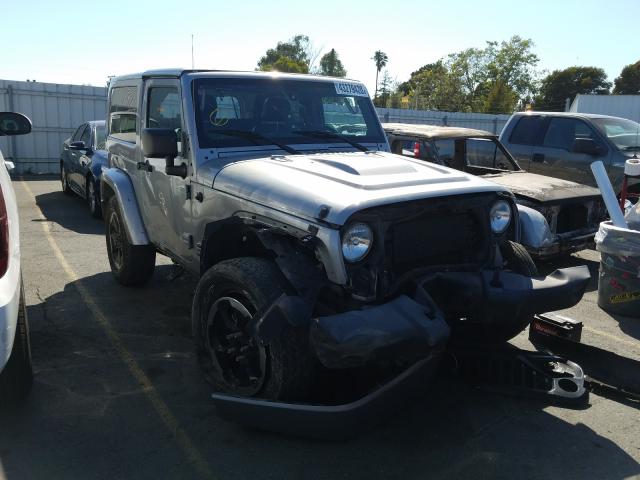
[{"x1": 0, "y1": 112, "x2": 33, "y2": 406}]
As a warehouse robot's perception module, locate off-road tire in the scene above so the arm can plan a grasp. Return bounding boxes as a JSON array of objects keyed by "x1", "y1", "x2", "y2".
[
  {"x1": 193, "y1": 257, "x2": 315, "y2": 401},
  {"x1": 61, "y1": 163, "x2": 72, "y2": 195},
  {"x1": 105, "y1": 196, "x2": 155, "y2": 286},
  {"x1": 502, "y1": 240, "x2": 538, "y2": 277},
  {"x1": 0, "y1": 280, "x2": 33, "y2": 407},
  {"x1": 452, "y1": 241, "x2": 539, "y2": 345},
  {"x1": 87, "y1": 176, "x2": 102, "y2": 219}
]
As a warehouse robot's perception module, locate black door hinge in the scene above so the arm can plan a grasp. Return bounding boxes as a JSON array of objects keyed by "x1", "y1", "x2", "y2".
[{"x1": 185, "y1": 184, "x2": 192, "y2": 200}]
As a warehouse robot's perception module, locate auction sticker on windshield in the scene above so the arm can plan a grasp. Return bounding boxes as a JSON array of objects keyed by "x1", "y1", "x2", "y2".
[{"x1": 335, "y1": 82, "x2": 369, "y2": 97}]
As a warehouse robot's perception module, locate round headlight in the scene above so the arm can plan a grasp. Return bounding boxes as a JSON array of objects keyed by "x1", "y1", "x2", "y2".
[
  {"x1": 341, "y1": 223, "x2": 373, "y2": 263},
  {"x1": 490, "y1": 200, "x2": 512, "y2": 233}
]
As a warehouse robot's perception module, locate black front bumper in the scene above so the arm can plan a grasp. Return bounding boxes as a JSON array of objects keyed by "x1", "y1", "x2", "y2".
[{"x1": 212, "y1": 350, "x2": 442, "y2": 440}]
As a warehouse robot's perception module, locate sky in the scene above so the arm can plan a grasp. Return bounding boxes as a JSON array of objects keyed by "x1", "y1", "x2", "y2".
[{"x1": 2, "y1": 0, "x2": 639, "y2": 94}]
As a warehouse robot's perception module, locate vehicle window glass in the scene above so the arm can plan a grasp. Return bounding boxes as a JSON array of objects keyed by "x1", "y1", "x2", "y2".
[
  {"x1": 194, "y1": 78, "x2": 384, "y2": 149},
  {"x1": 509, "y1": 115, "x2": 545, "y2": 145},
  {"x1": 543, "y1": 118, "x2": 594, "y2": 151},
  {"x1": 109, "y1": 86, "x2": 138, "y2": 142},
  {"x1": 592, "y1": 117, "x2": 640, "y2": 151},
  {"x1": 80, "y1": 125, "x2": 91, "y2": 147},
  {"x1": 433, "y1": 139, "x2": 457, "y2": 167},
  {"x1": 322, "y1": 97, "x2": 367, "y2": 136},
  {"x1": 95, "y1": 124, "x2": 106, "y2": 150},
  {"x1": 147, "y1": 87, "x2": 182, "y2": 130},
  {"x1": 466, "y1": 138, "x2": 518, "y2": 171},
  {"x1": 72, "y1": 124, "x2": 86, "y2": 141}
]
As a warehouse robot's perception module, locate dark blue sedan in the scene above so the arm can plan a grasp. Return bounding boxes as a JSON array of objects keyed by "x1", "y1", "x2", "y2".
[{"x1": 60, "y1": 120, "x2": 107, "y2": 218}]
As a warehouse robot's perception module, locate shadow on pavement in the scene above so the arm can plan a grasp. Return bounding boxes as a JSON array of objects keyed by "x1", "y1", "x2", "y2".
[
  {"x1": 0, "y1": 267, "x2": 638, "y2": 479},
  {"x1": 34, "y1": 191, "x2": 103, "y2": 235}
]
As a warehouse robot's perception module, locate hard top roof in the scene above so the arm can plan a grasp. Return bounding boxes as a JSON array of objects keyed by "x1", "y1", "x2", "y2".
[
  {"x1": 111, "y1": 69, "x2": 364, "y2": 84},
  {"x1": 382, "y1": 123, "x2": 495, "y2": 139},
  {"x1": 512, "y1": 111, "x2": 629, "y2": 121}
]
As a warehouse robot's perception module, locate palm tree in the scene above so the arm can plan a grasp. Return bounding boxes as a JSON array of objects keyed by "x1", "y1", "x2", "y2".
[{"x1": 372, "y1": 51, "x2": 389, "y2": 100}]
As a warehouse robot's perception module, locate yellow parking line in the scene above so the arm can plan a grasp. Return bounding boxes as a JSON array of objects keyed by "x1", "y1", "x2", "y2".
[
  {"x1": 20, "y1": 180, "x2": 215, "y2": 480},
  {"x1": 583, "y1": 325, "x2": 640, "y2": 351}
]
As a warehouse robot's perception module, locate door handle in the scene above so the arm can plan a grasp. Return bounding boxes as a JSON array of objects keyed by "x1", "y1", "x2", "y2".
[
  {"x1": 137, "y1": 160, "x2": 153, "y2": 172},
  {"x1": 532, "y1": 153, "x2": 545, "y2": 163}
]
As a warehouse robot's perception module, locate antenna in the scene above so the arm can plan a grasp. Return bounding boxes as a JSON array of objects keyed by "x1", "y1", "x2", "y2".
[{"x1": 191, "y1": 34, "x2": 194, "y2": 69}]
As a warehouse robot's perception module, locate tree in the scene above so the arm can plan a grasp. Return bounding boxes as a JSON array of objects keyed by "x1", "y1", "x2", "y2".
[
  {"x1": 396, "y1": 36, "x2": 539, "y2": 113},
  {"x1": 483, "y1": 80, "x2": 518, "y2": 113},
  {"x1": 257, "y1": 35, "x2": 312, "y2": 73},
  {"x1": 319, "y1": 49, "x2": 346, "y2": 77},
  {"x1": 375, "y1": 70, "x2": 394, "y2": 107},
  {"x1": 535, "y1": 66, "x2": 611, "y2": 110},
  {"x1": 372, "y1": 51, "x2": 388, "y2": 100},
  {"x1": 613, "y1": 61, "x2": 640, "y2": 94}
]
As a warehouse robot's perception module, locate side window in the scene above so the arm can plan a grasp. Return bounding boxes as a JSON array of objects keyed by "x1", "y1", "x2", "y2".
[
  {"x1": 80, "y1": 125, "x2": 91, "y2": 147},
  {"x1": 433, "y1": 139, "x2": 456, "y2": 166},
  {"x1": 542, "y1": 118, "x2": 594, "y2": 151},
  {"x1": 72, "y1": 124, "x2": 86, "y2": 141},
  {"x1": 109, "y1": 86, "x2": 138, "y2": 143},
  {"x1": 509, "y1": 116, "x2": 545, "y2": 145},
  {"x1": 147, "y1": 87, "x2": 182, "y2": 130}
]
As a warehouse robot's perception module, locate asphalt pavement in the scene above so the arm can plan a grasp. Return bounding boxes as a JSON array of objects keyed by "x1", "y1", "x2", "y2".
[{"x1": 0, "y1": 176, "x2": 638, "y2": 480}]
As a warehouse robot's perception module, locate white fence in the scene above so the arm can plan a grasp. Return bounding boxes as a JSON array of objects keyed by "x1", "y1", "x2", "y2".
[
  {"x1": 0, "y1": 78, "x2": 513, "y2": 174},
  {"x1": 376, "y1": 108, "x2": 512, "y2": 135},
  {"x1": 0, "y1": 80, "x2": 107, "y2": 174}
]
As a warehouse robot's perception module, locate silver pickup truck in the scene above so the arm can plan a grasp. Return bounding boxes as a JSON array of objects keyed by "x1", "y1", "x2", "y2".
[{"x1": 101, "y1": 70, "x2": 589, "y2": 406}]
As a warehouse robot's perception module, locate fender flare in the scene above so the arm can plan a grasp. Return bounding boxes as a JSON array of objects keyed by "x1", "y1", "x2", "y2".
[
  {"x1": 516, "y1": 204, "x2": 555, "y2": 250},
  {"x1": 100, "y1": 168, "x2": 150, "y2": 245}
]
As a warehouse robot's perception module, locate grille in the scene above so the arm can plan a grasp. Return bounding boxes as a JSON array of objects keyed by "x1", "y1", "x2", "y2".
[
  {"x1": 389, "y1": 212, "x2": 482, "y2": 274},
  {"x1": 556, "y1": 205, "x2": 589, "y2": 234}
]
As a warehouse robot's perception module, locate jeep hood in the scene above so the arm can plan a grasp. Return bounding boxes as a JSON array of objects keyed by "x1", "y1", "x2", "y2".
[
  {"x1": 210, "y1": 152, "x2": 509, "y2": 225},
  {"x1": 481, "y1": 171, "x2": 601, "y2": 204}
]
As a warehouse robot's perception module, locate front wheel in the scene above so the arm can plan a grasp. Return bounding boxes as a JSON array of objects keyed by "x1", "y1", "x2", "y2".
[
  {"x1": 0, "y1": 280, "x2": 33, "y2": 407},
  {"x1": 105, "y1": 196, "x2": 155, "y2": 286},
  {"x1": 192, "y1": 258, "x2": 314, "y2": 401}
]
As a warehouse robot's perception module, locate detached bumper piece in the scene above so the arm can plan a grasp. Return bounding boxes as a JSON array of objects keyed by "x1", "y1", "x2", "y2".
[
  {"x1": 530, "y1": 313, "x2": 640, "y2": 402},
  {"x1": 212, "y1": 351, "x2": 442, "y2": 440},
  {"x1": 446, "y1": 344, "x2": 589, "y2": 406}
]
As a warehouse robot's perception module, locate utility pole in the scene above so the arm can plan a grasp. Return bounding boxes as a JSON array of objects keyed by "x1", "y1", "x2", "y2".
[{"x1": 191, "y1": 34, "x2": 194, "y2": 69}]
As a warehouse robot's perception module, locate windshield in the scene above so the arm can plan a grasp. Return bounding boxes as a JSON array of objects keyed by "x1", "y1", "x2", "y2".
[
  {"x1": 592, "y1": 117, "x2": 640, "y2": 150},
  {"x1": 95, "y1": 124, "x2": 106, "y2": 150},
  {"x1": 193, "y1": 77, "x2": 385, "y2": 150}
]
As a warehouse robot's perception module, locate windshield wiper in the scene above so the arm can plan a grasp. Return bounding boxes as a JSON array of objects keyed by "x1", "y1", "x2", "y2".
[
  {"x1": 292, "y1": 129, "x2": 369, "y2": 152},
  {"x1": 213, "y1": 129, "x2": 301, "y2": 155}
]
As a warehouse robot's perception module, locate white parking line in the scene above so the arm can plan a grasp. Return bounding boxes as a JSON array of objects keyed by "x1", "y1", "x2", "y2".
[{"x1": 20, "y1": 179, "x2": 215, "y2": 480}]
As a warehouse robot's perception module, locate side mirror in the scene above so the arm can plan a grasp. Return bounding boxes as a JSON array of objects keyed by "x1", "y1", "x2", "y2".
[
  {"x1": 69, "y1": 141, "x2": 87, "y2": 150},
  {"x1": 0, "y1": 112, "x2": 32, "y2": 136},
  {"x1": 141, "y1": 128, "x2": 186, "y2": 178},
  {"x1": 573, "y1": 137, "x2": 601, "y2": 156}
]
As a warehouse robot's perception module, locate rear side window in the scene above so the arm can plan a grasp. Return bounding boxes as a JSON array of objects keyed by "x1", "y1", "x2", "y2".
[
  {"x1": 508, "y1": 115, "x2": 545, "y2": 145},
  {"x1": 109, "y1": 86, "x2": 138, "y2": 142}
]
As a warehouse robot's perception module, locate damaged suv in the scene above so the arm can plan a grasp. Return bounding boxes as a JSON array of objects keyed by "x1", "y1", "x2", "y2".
[
  {"x1": 384, "y1": 123, "x2": 606, "y2": 259},
  {"x1": 102, "y1": 70, "x2": 589, "y2": 403}
]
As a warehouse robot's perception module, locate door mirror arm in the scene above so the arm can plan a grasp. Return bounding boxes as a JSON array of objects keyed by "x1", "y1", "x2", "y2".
[{"x1": 165, "y1": 156, "x2": 187, "y2": 179}]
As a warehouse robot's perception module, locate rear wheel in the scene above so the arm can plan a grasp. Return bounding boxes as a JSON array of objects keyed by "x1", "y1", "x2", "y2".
[
  {"x1": 193, "y1": 258, "x2": 314, "y2": 401},
  {"x1": 61, "y1": 164, "x2": 72, "y2": 195},
  {"x1": 0, "y1": 280, "x2": 33, "y2": 407},
  {"x1": 105, "y1": 196, "x2": 155, "y2": 286},
  {"x1": 87, "y1": 176, "x2": 102, "y2": 219}
]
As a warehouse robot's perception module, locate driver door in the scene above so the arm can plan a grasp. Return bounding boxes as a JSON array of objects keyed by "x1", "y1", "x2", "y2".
[{"x1": 139, "y1": 79, "x2": 191, "y2": 258}]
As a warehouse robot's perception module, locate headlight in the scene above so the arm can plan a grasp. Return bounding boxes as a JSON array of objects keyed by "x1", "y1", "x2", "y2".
[
  {"x1": 341, "y1": 223, "x2": 373, "y2": 262},
  {"x1": 490, "y1": 200, "x2": 512, "y2": 233}
]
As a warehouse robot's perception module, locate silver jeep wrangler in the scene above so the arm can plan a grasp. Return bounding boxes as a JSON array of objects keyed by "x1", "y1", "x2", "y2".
[{"x1": 101, "y1": 70, "x2": 589, "y2": 403}]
